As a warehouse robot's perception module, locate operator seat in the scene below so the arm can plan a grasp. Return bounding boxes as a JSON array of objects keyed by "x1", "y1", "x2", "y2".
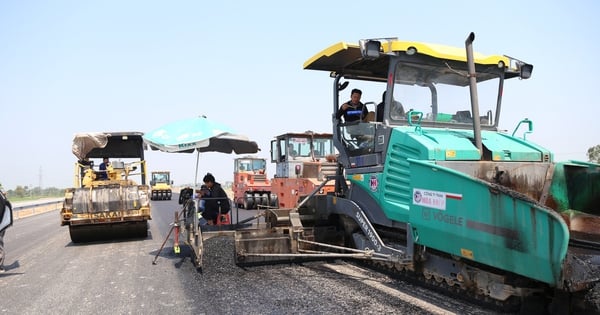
[{"x1": 454, "y1": 110, "x2": 473, "y2": 123}]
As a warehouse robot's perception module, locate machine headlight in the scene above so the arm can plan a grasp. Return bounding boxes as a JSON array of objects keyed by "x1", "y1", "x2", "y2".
[
  {"x1": 359, "y1": 39, "x2": 381, "y2": 59},
  {"x1": 520, "y1": 63, "x2": 533, "y2": 79}
]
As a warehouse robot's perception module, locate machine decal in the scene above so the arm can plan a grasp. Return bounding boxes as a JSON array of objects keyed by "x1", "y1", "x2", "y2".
[
  {"x1": 177, "y1": 142, "x2": 196, "y2": 149},
  {"x1": 414, "y1": 190, "x2": 422, "y2": 203},
  {"x1": 432, "y1": 210, "x2": 464, "y2": 226},
  {"x1": 352, "y1": 174, "x2": 364, "y2": 181},
  {"x1": 422, "y1": 208, "x2": 464, "y2": 226},
  {"x1": 369, "y1": 175, "x2": 378, "y2": 192},
  {"x1": 355, "y1": 210, "x2": 382, "y2": 252},
  {"x1": 90, "y1": 210, "x2": 140, "y2": 219},
  {"x1": 422, "y1": 208, "x2": 431, "y2": 220},
  {"x1": 413, "y1": 188, "x2": 462, "y2": 210},
  {"x1": 460, "y1": 248, "x2": 474, "y2": 259}
]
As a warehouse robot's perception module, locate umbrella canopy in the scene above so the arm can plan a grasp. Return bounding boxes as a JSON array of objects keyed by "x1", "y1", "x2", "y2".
[
  {"x1": 142, "y1": 116, "x2": 260, "y2": 185},
  {"x1": 143, "y1": 116, "x2": 259, "y2": 154}
]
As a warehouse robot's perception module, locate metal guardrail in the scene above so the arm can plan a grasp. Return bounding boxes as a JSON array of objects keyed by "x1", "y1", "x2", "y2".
[
  {"x1": 11, "y1": 198, "x2": 63, "y2": 220},
  {"x1": 9, "y1": 189, "x2": 235, "y2": 220}
]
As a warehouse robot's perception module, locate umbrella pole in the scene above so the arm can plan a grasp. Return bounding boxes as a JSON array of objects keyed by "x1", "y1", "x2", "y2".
[{"x1": 194, "y1": 151, "x2": 200, "y2": 186}]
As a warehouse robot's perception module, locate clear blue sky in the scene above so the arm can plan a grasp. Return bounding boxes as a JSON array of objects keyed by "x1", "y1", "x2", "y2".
[{"x1": 1, "y1": 1, "x2": 599, "y2": 190}]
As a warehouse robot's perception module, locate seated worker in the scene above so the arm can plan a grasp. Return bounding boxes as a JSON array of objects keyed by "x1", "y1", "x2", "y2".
[
  {"x1": 376, "y1": 92, "x2": 386, "y2": 122},
  {"x1": 288, "y1": 143, "x2": 297, "y2": 157},
  {"x1": 338, "y1": 88, "x2": 369, "y2": 148},
  {"x1": 377, "y1": 91, "x2": 405, "y2": 122},
  {"x1": 336, "y1": 88, "x2": 368, "y2": 122},
  {"x1": 281, "y1": 143, "x2": 298, "y2": 161},
  {"x1": 200, "y1": 173, "x2": 231, "y2": 225},
  {"x1": 98, "y1": 157, "x2": 110, "y2": 180}
]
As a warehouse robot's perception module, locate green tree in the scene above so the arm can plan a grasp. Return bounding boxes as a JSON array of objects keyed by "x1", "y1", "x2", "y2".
[
  {"x1": 587, "y1": 145, "x2": 600, "y2": 163},
  {"x1": 14, "y1": 185, "x2": 26, "y2": 198}
]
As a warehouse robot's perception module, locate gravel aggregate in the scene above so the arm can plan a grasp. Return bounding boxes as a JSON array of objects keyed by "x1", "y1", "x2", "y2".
[{"x1": 172, "y1": 236, "x2": 503, "y2": 315}]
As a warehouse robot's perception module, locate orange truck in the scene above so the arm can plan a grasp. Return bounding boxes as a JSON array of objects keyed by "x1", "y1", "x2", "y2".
[{"x1": 233, "y1": 156, "x2": 273, "y2": 209}]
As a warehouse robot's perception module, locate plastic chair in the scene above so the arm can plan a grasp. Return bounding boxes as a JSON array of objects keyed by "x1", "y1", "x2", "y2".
[{"x1": 215, "y1": 212, "x2": 231, "y2": 225}]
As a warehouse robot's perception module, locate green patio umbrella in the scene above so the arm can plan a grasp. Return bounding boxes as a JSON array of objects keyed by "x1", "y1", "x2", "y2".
[{"x1": 143, "y1": 115, "x2": 260, "y2": 185}]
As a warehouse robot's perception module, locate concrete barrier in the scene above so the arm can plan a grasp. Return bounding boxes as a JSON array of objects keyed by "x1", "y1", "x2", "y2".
[{"x1": 12, "y1": 198, "x2": 63, "y2": 220}]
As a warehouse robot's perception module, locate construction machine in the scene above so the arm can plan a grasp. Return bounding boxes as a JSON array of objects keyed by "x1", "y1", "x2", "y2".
[
  {"x1": 233, "y1": 156, "x2": 273, "y2": 209},
  {"x1": 150, "y1": 171, "x2": 173, "y2": 200},
  {"x1": 233, "y1": 132, "x2": 337, "y2": 210},
  {"x1": 61, "y1": 132, "x2": 151, "y2": 243},
  {"x1": 175, "y1": 34, "x2": 600, "y2": 314},
  {"x1": 268, "y1": 131, "x2": 337, "y2": 208}
]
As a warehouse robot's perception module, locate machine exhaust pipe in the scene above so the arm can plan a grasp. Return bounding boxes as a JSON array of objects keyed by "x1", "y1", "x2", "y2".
[{"x1": 465, "y1": 32, "x2": 483, "y2": 159}]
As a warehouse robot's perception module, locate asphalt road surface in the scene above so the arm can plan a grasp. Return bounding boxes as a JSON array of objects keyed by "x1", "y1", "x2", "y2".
[{"x1": 0, "y1": 196, "x2": 505, "y2": 315}]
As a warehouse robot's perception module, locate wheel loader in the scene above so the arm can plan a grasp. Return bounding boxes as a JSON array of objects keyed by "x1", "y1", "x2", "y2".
[
  {"x1": 174, "y1": 34, "x2": 600, "y2": 314},
  {"x1": 61, "y1": 132, "x2": 151, "y2": 243}
]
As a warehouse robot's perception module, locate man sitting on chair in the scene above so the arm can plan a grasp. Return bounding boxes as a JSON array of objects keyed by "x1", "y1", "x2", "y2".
[{"x1": 200, "y1": 173, "x2": 231, "y2": 225}]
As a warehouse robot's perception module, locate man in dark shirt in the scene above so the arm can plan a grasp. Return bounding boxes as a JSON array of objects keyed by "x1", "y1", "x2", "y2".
[
  {"x1": 376, "y1": 91, "x2": 386, "y2": 122},
  {"x1": 98, "y1": 157, "x2": 110, "y2": 180},
  {"x1": 336, "y1": 88, "x2": 368, "y2": 122},
  {"x1": 201, "y1": 173, "x2": 231, "y2": 225}
]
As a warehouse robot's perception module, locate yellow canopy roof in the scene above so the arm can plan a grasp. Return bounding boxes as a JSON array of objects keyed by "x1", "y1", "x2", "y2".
[{"x1": 303, "y1": 39, "x2": 517, "y2": 83}]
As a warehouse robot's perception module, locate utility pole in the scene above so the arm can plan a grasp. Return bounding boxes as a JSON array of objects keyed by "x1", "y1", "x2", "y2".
[{"x1": 39, "y1": 166, "x2": 43, "y2": 195}]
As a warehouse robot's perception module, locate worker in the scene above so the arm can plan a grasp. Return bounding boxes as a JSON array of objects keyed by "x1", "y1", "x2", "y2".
[
  {"x1": 201, "y1": 173, "x2": 231, "y2": 225},
  {"x1": 336, "y1": 88, "x2": 368, "y2": 122},
  {"x1": 98, "y1": 157, "x2": 110, "y2": 180},
  {"x1": 377, "y1": 91, "x2": 405, "y2": 122},
  {"x1": 376, "y1": 91, "x2": 386, "y2": 122},
  {"x1": 288, "y1": 143, "x2": 297, "y2": 157}
]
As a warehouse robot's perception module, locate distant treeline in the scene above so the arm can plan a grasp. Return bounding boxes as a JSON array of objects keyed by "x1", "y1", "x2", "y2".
[
  {"x1": 1, "y1": 181, "x2": 233, "y2": 201},
  {"x1": 2, "y1": 186, "x2": 65, "y2": 200}
]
